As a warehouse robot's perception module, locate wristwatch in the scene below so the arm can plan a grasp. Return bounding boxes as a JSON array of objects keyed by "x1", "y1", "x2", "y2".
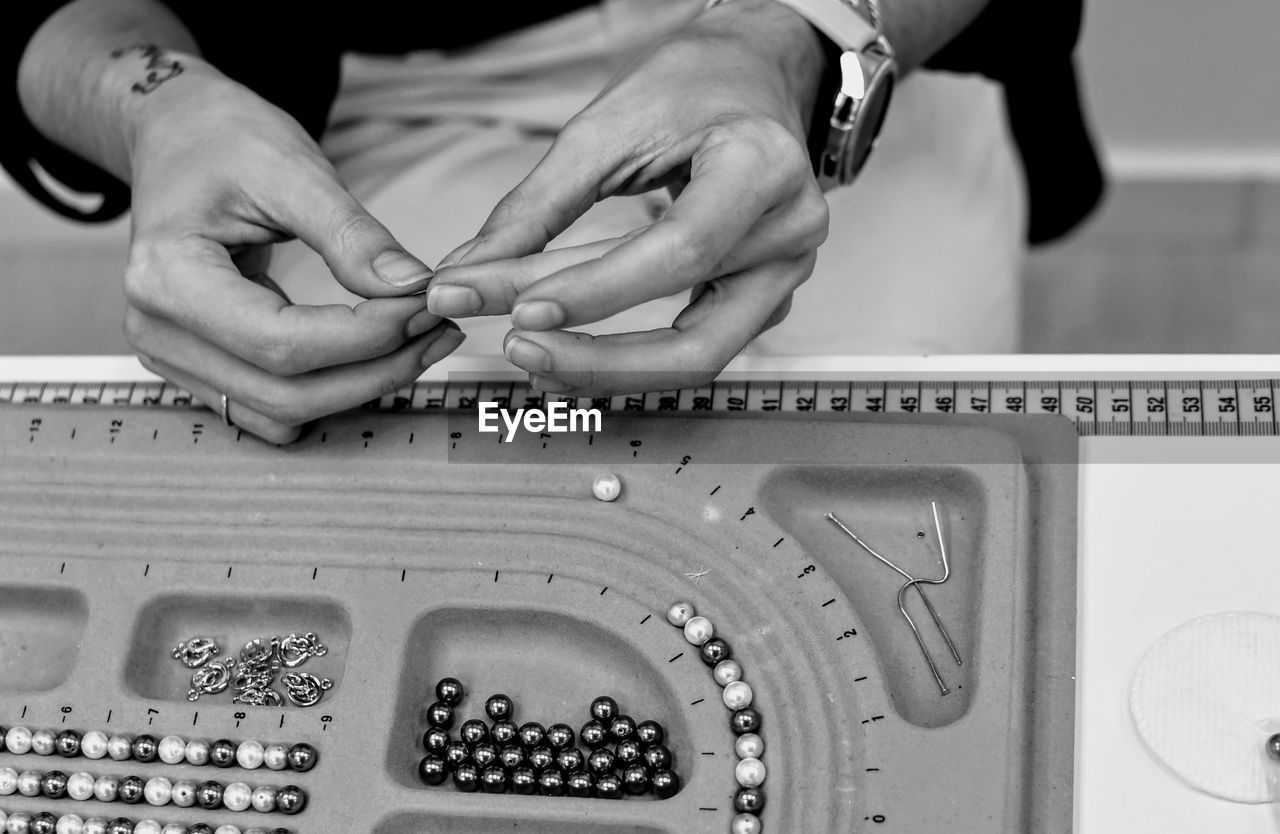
[{"x1": 707, "y1": 0, "x2": 898, "y2": 189}]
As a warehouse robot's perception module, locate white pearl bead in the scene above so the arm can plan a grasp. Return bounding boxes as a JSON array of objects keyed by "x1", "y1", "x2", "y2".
[
  {"x1": 592, "y1": 473, "x2": 622, "y2": 502},
  {"x1": 55, "y1": 814, "x2": 84, "y2": 834},
  {"x1": 170, "y1": 780, "x2": 198, "y2": 808},
  {"x1": 82, "y1": 820, "x2": 108, "y2": 834},
  {"x1": 222, "y1": 781, "x2": 253, "y2": 812},
  {"x1": 735, "y1": 756, "x2": 767, "y2": 788},
  {"x1": 731, "y1": 813, "x2": 762, "y2": 834},
  {"x1": 714, "y1": 659, "x2": 743, "y2": 686},
  {"x1": 157, "y1": 735, "x2": 186, "y2": 765},
  {"x1": 17, "y1": 770, "x2": 42, "y2": 796},
  {"x1": 106, "y1": 735, "x2": 132, "y2": 761},
  {"x1": 184, "y1": 738, "x2": 210, "y2": 765},
  {"x1": 723, "y1": 680, "x2": 753, "y2": 709},
  {"x1": 251, "y1": 785, "x2": 278, "y2": 812},
  {"x1": 143, "y1": 776, "x2": 172, "y2": 807},
  {"x1": 30, "y1": 729, "x2": 56, "y2": 755},
  {"x1": 666, "y1": 601, "x2": 695, "y2": 627},
  {"x1": 0, "y1": 767, "x2": 17, "y2": 795},
  {"x1": 683, "y1": 615, "x2": 714, "y2": 646},
  {"x1": 0, "y1": 812, "x2": 5, "y2": 830},
  {"x1": 214, "y1": 826, "x2": 242, "y2": 834},
  {"x1": 162, "y1": 826, "x2": 188, "y2": 834},
  {"x1": 735, "y1": 732, "x2": 765, "y2": 759},
  {"x1": 67, "y1": 771, "x2": 96, "y2": 801},
  {"x1": 79, "y1": 731, "x2": 108, "y2": 760},
  {"x1": 93, "y1": 775, "x2": 119, "y2": 802},
  {"x1": 243, "y1": 829, "x2": 268, "y2": 834},
  {"x1": 133, "y1": 822, "x2": 162, "y2": 834},
  {"x1": 4, "y1": 726, "x2": 32, "y2": 754},
  {"x1": 235, "y1": 740, "x2": 264, "y2": 770},
  {"x1": 262, "y1": 743, "x2": 289, "y2": 771},
  {"x1": 6, "y1": 812, "x2": 30, "y2": 834}
]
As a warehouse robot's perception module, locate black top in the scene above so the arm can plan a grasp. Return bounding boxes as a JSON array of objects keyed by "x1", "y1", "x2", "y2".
[{"x1": 3, "y1": 0, "x2": 1103, "y2": 244}]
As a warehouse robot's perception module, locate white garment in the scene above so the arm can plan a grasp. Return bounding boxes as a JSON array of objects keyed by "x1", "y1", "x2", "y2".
[{"x1": 273, "y1": 0, "x2": 1027, "y2": 355}]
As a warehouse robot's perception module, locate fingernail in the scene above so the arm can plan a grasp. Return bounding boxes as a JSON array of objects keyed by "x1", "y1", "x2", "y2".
[
  {"x1": 404, "y1": 307, "x2": 443, "y2": 339},
  {"x1": 504, "y1": 336, "x2": 552, "y2": 373},
  {"x1": 374, "y1": 250, "x2": 433, "y2": 287},
  {"x1": 437, "y1": 237, "x2": 480, "y2": 269},
  {"x1": 426, "y1": 284, "x2": 483, "y2": 317},
  {"x1": 529, "y1": 374, "x2": 571, "y2": 394},
  {"x1": 512, "y1": 300, "x2": 565, "y2": 330},
  {"x1": 422, "y1": 329, "x2": 467, "y2": 368}
]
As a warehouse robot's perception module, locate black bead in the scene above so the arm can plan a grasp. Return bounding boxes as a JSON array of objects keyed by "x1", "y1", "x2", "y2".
[
  {"x1": 595, "y1": 773, "x2": 623, "y2": 799},
  {"x1": 453, "y1": 763, "x2": 480, "y2": 792},
  {"x1": 643, "y1": 744, "x2": 673, "y2": 772},
  {"x1": 426, "y1": 701, "x2": 455, "y2": 730},
  {"x1": 418, "y1": 754, "x2": 448, "y2": 786},
  {"x1": 589, "y1": 696, "x2": 619, "y2": 723},
  {"x1": 435, "y1": 676, "x2": 465, "y2": 706},
  {"x1": 471, "y1": 743, "x2": 498, "y2": 768},
  {"x1": 118, "y1": 774, "x2": 145, "y2": 803},
  {"x1": 460, "y1": 719, "x2": 490, "y2": 747},
  {"x1": 546, "y1": 723, "x2": 576, "y2": 750},
  {"x1": 518, "y1": 721, "x2": 546, "y2": 749},
  {"x1": 287, "y1": 742, "x2": 319, "y2": 773},
  {"x1": 423, "y1": 727, "x2": 451, "y2": 754},
  {"x1": 276, "y1": 784, "x2": 308, "y2": 814},
  {"x1": 731, "y1": 707, "x2": 761, "y2": 735},
  {"x1": 580, "y1": 720, "x2": 608, "y2": 749},
  {"x1": 538, "y1": 768, "x2": 567, "y2": 796},
  {"x1": 485, "y1": 694, "x2": 514, "y2": 722},
  {"x1": 266, "y1": 830, "x2": 292, "y2": 834},
  {"x1": 652, "y1": 769, "x2": 681, "y2": 799},
  {"x1": 210, "y1": 739, "x2": 237, "y2": 767},
  {"x1": 567, "y1": 770, "x2": 595, "y2": 797},
  {"x1": 527, "y1": 746, "x2": 555, "y2": 772},
  {"x1": 734, "y1": 786, "x2": 765, "y2": 813},
  {"x1": 29, "y1": 812, "x2": 57, "y2": 834},
  {"x1": 700, "y1": 637, "x2": 731, "y2": 666},
  {"x1": 556, "y1": 746, "x2": 585, "y2": 773},
  {"x1": 622, "y1": 764, "x2": 650, "y2": 795},
  {"x1": 491, "y1": 719, "x2": 519, "y2": 746},
  {"x1": 187, "y1": 826, "x2": 213, "y2": 834},
  {"x1": 55, "y1": 729, "x2": 81, "y2": 757},
  {"x1": 444, "y1": 740, "x2": 471, "y2": 769},
  {"x1": 499, "y1": 745, "x2": 526, "y2": 770},
  {"x1": 635, "y1": 720, "x2": 665, "y2": 748},
  {"x1": 615, "y1": 738, "x2": 642, "y2": 765},
  {"x1": 131, "y1": 734, "x2": 158, "y2": 763},
  {"x1": 512, "y1": 766, "x2": 538, "y2": 795},
  {"x1": 197, "y1": 779, "x2": 224, "y2": 809},
  {"x1": 106, "y1": 820, "x2": 134, "y2": 834},
  {"x1": 482, "y1": 765, "x2": 509, "y2": 794},
  {"x1": 587, "y1": 747, "x2": 616, "y2": 775},
  {"x1": 40, "y1": 769, "x2": 68, "y2": 799},
  {"x1": 0, "y1": 727, "x2": 6, "y2": 749},
  {"x1": 609, "y1": 714, "x2": 636, "y2": 742},
  {"x1": 1268, "y1": 733, "x2": 1280, "y2": 761}
]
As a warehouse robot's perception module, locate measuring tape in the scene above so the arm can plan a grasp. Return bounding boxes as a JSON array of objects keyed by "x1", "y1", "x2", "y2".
[{"x1": 2, "y1": 378, "x2": 1277, "y2": 437}]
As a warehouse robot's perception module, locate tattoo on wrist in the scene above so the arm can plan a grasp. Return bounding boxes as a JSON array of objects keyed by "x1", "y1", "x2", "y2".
[{"x1": 109, "y1": 45, "x2": 184, "y2": 94}]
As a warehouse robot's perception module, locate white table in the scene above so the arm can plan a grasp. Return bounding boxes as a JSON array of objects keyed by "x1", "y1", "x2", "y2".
[{"x1": 4, "y1": 355, "x2": 1280, "y2": 834}]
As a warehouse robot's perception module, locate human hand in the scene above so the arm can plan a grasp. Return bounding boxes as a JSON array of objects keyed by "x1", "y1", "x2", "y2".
[{"x1": 425, "y1": 0, "x2": 830, "y2": 395}]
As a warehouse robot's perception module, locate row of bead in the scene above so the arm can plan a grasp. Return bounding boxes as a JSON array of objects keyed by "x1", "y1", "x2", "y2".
[
  {"x1": 667, "y1": 602, "x2": 767, "y2": 834},
  {"x1": 0, "y1": 731, "x2": 316, "y2": 774},
  {"x1": 0, "y1": 771, "x2": 305, "y2": 815},
  {"x1": 0, "y1": 808, "x2": 291, "y2": 834}
]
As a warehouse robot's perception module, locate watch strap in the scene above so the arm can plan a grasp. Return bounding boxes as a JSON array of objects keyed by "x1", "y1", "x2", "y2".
[{"x1": 763, "y1": 0, "x2": 881, "y2": 53}]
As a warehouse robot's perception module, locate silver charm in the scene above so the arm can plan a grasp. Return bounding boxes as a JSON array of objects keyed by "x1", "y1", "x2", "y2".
[
  {"x1": 233, "y1": 667, "x2": 278, "y2": 694},
  {"x1": 233, "y1": 687, "x2": 283, "y2": 707},
  {"x1": 282, "y1": 672, "x2": 333, "y2": 708},
  {"x1": 278, "y1": 632, "x2": 328, "y2": 668},
  {"x1": 172, "y1": 637, "x2": 221, "y2": 669},
  {"x1": 239, "y1": 637, "x2": 281, "y2": 669},
  {"x1": 187, "y1": 658, "x2": 236, "y2": 701}
]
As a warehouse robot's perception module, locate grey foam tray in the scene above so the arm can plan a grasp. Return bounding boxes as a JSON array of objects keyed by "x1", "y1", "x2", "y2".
[{"x1": 0, "y1": 406, "x2": 1078, "y2": 833}]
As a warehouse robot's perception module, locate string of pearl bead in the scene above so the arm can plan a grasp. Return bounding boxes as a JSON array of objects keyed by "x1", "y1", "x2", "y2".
[
  {"x1": 0, "y1": 730, "x2": 316, "y2": 773},
  {"x1": 0, "y1": 770, "x2": 305, "y2": 815},
  {"x1": 0, "y1": 809, "x2": 292, "y2": 834}
]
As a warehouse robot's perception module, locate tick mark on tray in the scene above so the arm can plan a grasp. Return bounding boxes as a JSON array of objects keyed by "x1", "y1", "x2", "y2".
[
  {"x1": 144, "y1": 564, "x2": 150, "y2": 577},
  {"x1": 600, "y1": 586, "x2": 608, "y2": 596},
  {"x1": 668, "y1": 653, "x2": 683, "y2": 663},
  {"x1": 494, "y1": 570, "x2": 500, "y2": 583},
  {"x1": 710, "y1": 485, "x2": 721, "y2": 495},
  {"x1": 547, "y1": 574, "x2": 554, "y2": 583},
  {"x1": 690, "y1": 698, "x2": 704, "y2": 706},
  {"x1": 227, "y1": 567, "x2": 233, "y2": 579},
  {"x1": 640, "y1": 614, "x2": 651, "y2": 625},
  {"x1": 821, "y1": 598, "x2": 835, "y2": 607},
  {"x1": 773, "y1": 537, "x2": 784, "y2": 548}
]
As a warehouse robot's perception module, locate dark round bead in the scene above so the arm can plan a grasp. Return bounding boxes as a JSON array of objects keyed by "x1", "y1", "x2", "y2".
[
  {"x1": 118, "y1": 774, "x2": 145, "y2": 803},
  {"x1": 609, "y1": 714, "x2": 636, "y2": 742},
  {"x1": 545, "y1": 723, "x2": 575, "y2": 751},
  {"x1": 443, "y1": 740, "x2": 471, "y2": 769},
  {"x1": 287, "y1": 742, "x2": 319, "y2": 773},
  {"x1": 276, "y1": 784, "x2": 308, "y2": 814},
  {"x1": 652, "y1": 769, "x2": 681, "y2": 799},
  {"x1": 700, "y1": 637, "x2": 731, "y2": 666},
  {"x1": 512, "y1": 767, "x2": 538, "y2": 795},
  {"x1": 266, "y1": 830, "x2": 291, "y2": 834},
  {"x1": 622, "y1": 764, "x2": 650, "y2": 795},
  {"x1": 527, "y1": 746, "x2": 555, "y2": 772},
  {"x1": 499, "y1": 745, "x2": 526, "y2": 770},
  {"x1": 471, "y1": 743, "x2": 498, "y2": 769},
  {"x1": 131, "y1": 734, "x2": 159, "y2": 763},
  {"x1": 418, "y1": 754, "x2": 448, "y2": 786},
  {"x1": 187, "y1": 826, "x2": 213, "y2": 834},
  {"x1": 589, "y1": 696, "x2": 619, "y2": 723},
  {"x1": 197, "y1": 779, "x2": 224, "y2": 809},
  {"x1": 556, "y1": 747, "x2": 585, "y2": 773},
  {"x1": 596, "y1": 773, "x2": 623, "y2": 799},
  {"x1": 634, "y1": 720, "x2": 665, "y2": 748},
  {"x1": 426, "y1": 701, "x2": 455, "y2": 730},
  {"x1": 106, "y1": 819, "x2": 134, "y2": 834},
  {"x1": 734, "y1": 786, "x2": 766, "y2": 813},
  {"x1": 423, "y1": 727, "x2": 451, "y2": 754},
  {"x1": 643, "y1": 744, "x2": 673, "y2": 772},
  {"x1": 538, "y1": 768, "x2": 567, "y2": 797},
  {"x1": 40, "y1": 769, "x2": 68, "y2": 799},
  {"x1": 485, "y1": 694, "x2": 514, "y2": 722},
  {"x1": 481, "y1": 765, "x2": 509, "y2": 794},
  {"x1": 587, "y1": 747, "x2": 616, "y2": 775},
  {"x1": 210, "y1": 738, "x2": 237, "y2": 767},
  {"x1": 55, "y1": 729, "x2": 82, "y2": 757},
  {"x1": 29, "y1": 812, "x2": 57, "y2": 834},
  {"x1": 517, "y1": 721, "x2": 546, "y2": 749},
  {"x1": 0, "y1": 727, "x2": 6, "y2": 749},
  {"x1": 579, "y1": 720, "x2": 608, "y2": 749},
  {"x1": 490, "y1": 719, "x2": 519, "y2": 746},
  {"x1": 731, "y1": 707, "x2": 761, "y2": 735},
  {"x1": 460, "y1": 719, "x2": 490, "y2": 747},
  {"x1": 567, "y1": 770, "x2": 595, "y2": 797},
  {"x1": 1268, "y1": 733, "x2": 1280, "y2": 761},
  {"x1": 615, "y1": 738, "x2": 642, "y2": 765},
  {"x1": 435, "y1": 677, "x2": 465, "y2": 706},
  {"x1": 453, "y1": 763, "x2": 480, "y2": 792}
]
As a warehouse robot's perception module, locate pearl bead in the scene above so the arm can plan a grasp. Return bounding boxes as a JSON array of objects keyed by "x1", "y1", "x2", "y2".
[
  {"x1": 731, "y1": 813, "x2": 762, "y2": 834},
  {"x1": 214, "y1": 826, "x2": 241, "y2": 834},
  {"x1": 622, "y1": 764, "x2": 650, "y2": 795},
  {"x1": 81, "y1": 820, "x2": 107, "y2": 834},
  {"x1": 1267, "y1": 732, "x2": 1280, "y2": 761},
  {"x1": 566, "y1": 771, "x2": 594, "y2": 797},
  {"x1": 131, "y1": 735, "x2": 158, "y2": 763},
  {"x1": 6, "y1": 812, "x2": 30, "y2": 833},
  {"x1": 30, "y1": 813, "x2": 57, "y2": 834},
  {"x1": 196, "y1": 779, "x2": 224, "y2": 809},
  {"x1": 735, "y1": 732, "x2": 764, "y2": 759},
  {"x1": 589, "y1": 696, "x2": 618, "y2": 723},
  {"x1": 453, "y1": 763, "x2": 480, "y2": 792},
  {"x1": 106, "y1": 735, "x2": 133, "y2": 761},
  {"x1": 0, "y1": 812, "x2": 6, "y2": 831},
  {"x1": 734, "y1": 786, "x2": 766, "y2": 813},
  {"x1": 643, "y1": 744, "x2": 672, "y2": 771},
  {"x1": 592, "y1": 473, "x2": 622, "y2": 502},
  {"x1": 683, "y1": 616, "x2": 714, "y2": 646},
  {"x1": 0, "y1": 767, "x2": 17, "y2": 794},
  {"x1": 537, "y1": 769, "x2": 566, "y2": 796},
  {"x1": 262, "y1": 743, "x2": 289, "y2": 771},
  {"x1": 31, "y1": 729, "x2": 56, "y2": 755},
  {"x1": 736, "y1": 756, "x2": 767, "y2": 788},
  {"x1": 157, "y1": 736, "x2": 186, "y2": 765},
  {"x1": 40, "y1": 770, "x2": 69, "y2": 798},
  {"x1": 490, "y1": 720, "x2": 518, "y2": 746},
  {"x1": 170, "y1": 780, "x2": 197, "y2": 807},
  {"x1": 714, "y1": 659, "x2": 744, "y2": 686},
  {"x1": 286, "y1": 743, "x2": 318, "y2": 773},
  {"x1": 481, "y1": 766, "x2": 509, "y2": 794},
  {"x1": 143, "y1": 776, "x2": 172, "y2": 806},
  {"x1": 161, "y1": 826, "x2": 186, "y2": 834},
  {"x1": 425, "y1": 702, "x2": 454, "y2": 729},
  {"x1": 132, "y1": 823, "x2": 161, "y2": 834},
  {"x1": 5, "y1": 726, "x2": 33, "y2": 754},
  {"x1": 209, "y1": 739, "x2": 236, "y2": 767},
  {"x1": 251, "y1": 784, "x2": 278, "y2": 812},
  {"x1": 512, "y1": 767, "x2": 537, "y2": 795},
  {"x1": 595, "y1": 773, "x2": 622, "y2": 799},
  {"x1": 184, "y1": 739, "x2": 211, "y2": 766},
  {"x1": 651, "y1": 769, "x2": 681, "y2": 798},
  {"x1": 731, "y1": 707, "x2": 762, "y2": 735},
  {"x1": 723, "y1": 680, "x2": 753, "y2": 710},
  {"x1": 223, "y1": 781, "x2": 253, "y2": 812},
  {"x1": 485, "y1": 694, "x2": 514, "y2": 722},
  {"x1": 55, "y1": 814, "x2": 84, "y2": 834},
  {"x1": 118, "y1": 775, "x2": 145, "y2": 804},
  {"x1": 275, "y1": 784, "x2": 307, "y2": 814},
  {"x1": 93, "y1": 775, "x2": 119, "y2": 802},
  {"x1": 434, "y1": 677, "x2": 464, "y2": 706},
  {"x1": 55, "y1": 731, "x2": 82, "y2": 758},
  {"x1": 666, "y1": 601, "x2": 695, "y2": 627},
  {"x1": 634, "y1": 720, "x2": 665, "y2": 747},
  {"x1": 81, "y1": 732, "x2": 109, "y2": 760},
  {"x1": 17, "y1": 770, "x2": 42, "y2": 796},
  {"x1": 235, "y1": 740, "x2": 264, "y2": 770},
  {"x1": 700, "y1": 637, "x2": 731, "y2": 666},
  {"x1": 105, "y1": 820, "x2": 133, "y2": 834}
]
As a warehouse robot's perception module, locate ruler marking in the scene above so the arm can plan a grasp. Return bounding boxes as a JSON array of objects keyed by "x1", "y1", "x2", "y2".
[{"x1": 640, "y1": 614, "x2": 652, "y2": 625}]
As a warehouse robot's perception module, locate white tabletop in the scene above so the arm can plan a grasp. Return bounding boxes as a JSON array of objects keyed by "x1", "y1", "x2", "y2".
[{"x1": 4, "y1": 355, "x2": 1280, "y2": 833}]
